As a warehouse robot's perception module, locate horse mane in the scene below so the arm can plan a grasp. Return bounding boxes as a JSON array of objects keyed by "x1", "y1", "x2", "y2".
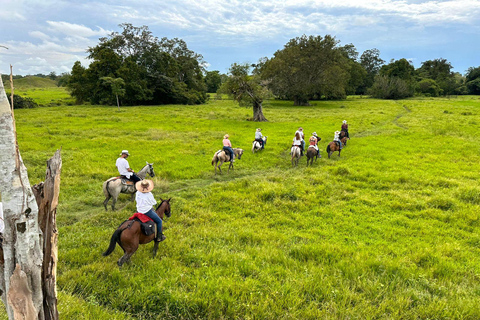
[{"x1": 155, "y1": 200, "x2": 166, "y2": 211}]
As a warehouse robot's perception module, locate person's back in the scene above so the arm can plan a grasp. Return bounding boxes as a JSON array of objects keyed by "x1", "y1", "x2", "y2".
[
  {"x1": 135, "y1": 180, "x2": 166, "y2": 242},
  {"x1": 222, "y1": 134, "x2": 235, "y2": 161},
  {"x1": 116, "y1": 156, "x2": 131, "y2": 178}
]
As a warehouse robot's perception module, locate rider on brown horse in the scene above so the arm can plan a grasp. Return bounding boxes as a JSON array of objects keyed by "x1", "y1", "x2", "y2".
[
  {"x1": 116, "y1": 150, "x2": 141, "y2": 184},
  {"x1": 309, "y1": 132, "x2": 320, "y2": 156},
  {"x1": 334, "y1": 131, "x2": 343, "y2": 150},
  {"x1": 341, "y1": 120, "x2": 350, "y2": 139},
  {"x1": 135, "y1": 180, "x2": 166, "y2": 242}
]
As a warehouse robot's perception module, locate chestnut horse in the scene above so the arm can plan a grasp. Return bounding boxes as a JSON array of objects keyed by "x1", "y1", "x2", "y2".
[
  {"x1": 339, "y1": 131, "x2": 349, "y2": 146},
  {"x1": 103, "y1": 198, "x2": 171, "y2": 266},
  {"x1": 326, "y1": 141, "x2": 343, "y2": 158}
]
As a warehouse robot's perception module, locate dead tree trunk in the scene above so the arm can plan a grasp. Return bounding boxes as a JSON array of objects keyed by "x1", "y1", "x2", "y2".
[
  {"x1": 252, "y1": 100, "x2": 268, "y2": 122},
  {"x1": 33, "y1": 150, "x2": 61, "y2": 320},
  {"x1": 0, "y1": 75, "x2": 44, "y2": 319}
]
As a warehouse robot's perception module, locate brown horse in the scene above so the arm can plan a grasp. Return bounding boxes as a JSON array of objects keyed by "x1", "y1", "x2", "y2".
[
  {"x1": 211, "y1": 148, "x2": 244, "y2": 175},
  {"x1": 103, "y1": 198, "x2": 171, "y2": 266},
  {"x1": 326, "y1": 141, "x2": 342, "y2": 158},
  {"x1": 306, "y1": 147, "x2": 320, "y2": 166},
  {"x1": 339, "y1": 131, "x2": 349, "y2": 146}
]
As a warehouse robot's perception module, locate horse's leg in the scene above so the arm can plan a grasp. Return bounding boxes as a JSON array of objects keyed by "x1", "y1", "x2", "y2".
[
  {"x1": 117, "y1": 242, "x2": 138, "y2": 267},
  {"x1": 103, "y1": 194, "x2": 111, "y2": 211},
  {"x1": 153, "y1": 241, "x2": 160, "y2": 258},
  {"x1": 218, "y1": 161, "x2": 223, "y2": 174}
]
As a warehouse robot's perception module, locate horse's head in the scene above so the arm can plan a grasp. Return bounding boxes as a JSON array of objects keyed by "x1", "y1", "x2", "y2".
[
  {"x1": 235, "y1": 149, "x2": 244, "y2": 160},
  {"x1": 146, "y1": 161, "x2": 155, "y2": 178},
  {"x1": 156, "y1": 198, "x2": 172, "y2": 218}
]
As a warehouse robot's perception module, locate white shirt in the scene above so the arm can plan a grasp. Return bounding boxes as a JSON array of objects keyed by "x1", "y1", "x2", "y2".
[
  {"x1": 334, "y1": 133, "x2": 340, "y2": 141},
  {"x1": 135, "y1": 192, "x2": 157, "y2": 213},
  {"x1": 255, "y1": 132, "x2": 262, "y2": 139},
  {"x1": 116, "y1": 157, "x2": 132, "y2": 178},
  {"x1": 293, "y1": 137, "x2": 302, "y2": 146},
  {"x1": 0, "y1": 202, "x2": 4, "y2": 233}
]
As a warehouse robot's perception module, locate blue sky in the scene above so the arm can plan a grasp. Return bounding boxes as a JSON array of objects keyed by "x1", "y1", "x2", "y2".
[{"x1": 1, "y1": 0, "x2": 479, "y2": 76}]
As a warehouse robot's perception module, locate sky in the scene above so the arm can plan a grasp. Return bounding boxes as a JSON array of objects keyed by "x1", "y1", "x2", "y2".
[{"x1": 0, "y1": 0, "x2": 479, "y2": 76}]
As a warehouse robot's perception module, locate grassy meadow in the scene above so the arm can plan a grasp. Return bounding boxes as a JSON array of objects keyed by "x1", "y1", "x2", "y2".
[{"x1": 2, "y1": 91, "x2": 480, "y2": 319}]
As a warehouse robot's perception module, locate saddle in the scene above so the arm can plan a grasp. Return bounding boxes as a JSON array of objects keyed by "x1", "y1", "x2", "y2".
[
  {"x1": 111, "y1": 176, "x2": 135, "y2": 186},
  {"x1": 128, "y1": 213, "x2": 156, "y2": 236},
  {"x1": 217, "y1": 149, "x2": 232, "y2": 161},
  {"x1": 334, "y1": 141, "x2": 341, "y2": 147}
]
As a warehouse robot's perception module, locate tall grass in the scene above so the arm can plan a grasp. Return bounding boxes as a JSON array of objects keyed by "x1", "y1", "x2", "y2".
[{"x1": 2, "y1": 95, "x2": 480, "y2": 319}]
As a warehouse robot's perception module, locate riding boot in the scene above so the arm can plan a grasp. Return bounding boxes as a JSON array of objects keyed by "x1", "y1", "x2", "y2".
[{"x1": 156, "y1": 233, "x2": 166, "y2": 242}]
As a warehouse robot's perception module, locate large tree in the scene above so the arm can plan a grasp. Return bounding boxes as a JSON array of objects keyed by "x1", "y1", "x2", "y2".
[
  {"x1": 220, "y1": 63, "x2": 270, "y2": 121},
  {"x1": 465, "y1": 66, "x2": 480, "y2": 94},
  {"x1": 260, "y1": 35, "x2": 349, "y2": 105},
  {"x1": 416, "y1": 58, "x2": 458, "y2": 95},
  {"x1": 360, "y1": 48, "x2": 385, "y2": 92},
  {"x1": 68, "y1": 23, "x2": 206, "y2": 106}
]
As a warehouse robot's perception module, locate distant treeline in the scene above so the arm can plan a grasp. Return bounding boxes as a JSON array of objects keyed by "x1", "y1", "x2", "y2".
[{"x1": 6, "y1": 24, "x2": 480, "y2": 106}]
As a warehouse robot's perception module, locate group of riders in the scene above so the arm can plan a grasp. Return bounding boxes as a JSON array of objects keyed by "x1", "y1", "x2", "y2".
[
  {"x1": 292, "y1": 120, "x2": 350, "y2": 157},
  {"x1": 114, "y1": 120, "x2": 349, "y2": 243}
]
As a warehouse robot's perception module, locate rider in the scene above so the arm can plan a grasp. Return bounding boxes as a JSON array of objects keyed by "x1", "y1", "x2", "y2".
[
  {"x1": 223, "y1": 134, "x2": 235, "y2": 162},
  {"x1": 255, "y1": 128, "x2": 264, "y2": 149},
  {"x1": 295, "y1": 127, "x2": 305, "y2": 155},
  {"x1": 116, "y1": 150, "x2": 141, "y2": 184},
  {"x1": 309, "y1": 132, "x2": 320, "y2": 156},
  {"x1": 341, "y1": 120, "x2": 350, "y2": 139},
  {"x1": 135, "y1": 179, "x2": 166, "y2": 242},
  {"x1": 334, "y1": 131, "x2": 343, "y2": 150},
  {"x1": 292, "y1": 131, "x2": 302, "y2": 154}
]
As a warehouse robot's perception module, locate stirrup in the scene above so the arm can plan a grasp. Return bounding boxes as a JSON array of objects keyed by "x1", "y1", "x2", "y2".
[{"x1": 156, "y1": 234, "x2": 166, "y2": 242}]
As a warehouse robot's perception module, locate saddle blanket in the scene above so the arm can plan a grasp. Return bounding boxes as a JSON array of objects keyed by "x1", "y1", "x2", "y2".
[
  {"x1": 129, "y1": 212, "x2": 153, "y2": 223},
  {"x1": 216, "y1": 149, "x2": 232, "y2": 161},
  {"x1": 308, "y1": 145, "x2": 318, "y2": 151},
  {"x1": 110, "y1": 176, "x2": 134, "y2": 185},
  {"x1": 128, "y1": 214, "x2": 156, "y2": 236}
]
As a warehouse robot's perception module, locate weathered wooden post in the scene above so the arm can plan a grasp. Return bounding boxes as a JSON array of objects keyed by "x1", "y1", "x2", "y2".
[{"x1": 0, "y1": 73, "x2": 60, "y2": 319}]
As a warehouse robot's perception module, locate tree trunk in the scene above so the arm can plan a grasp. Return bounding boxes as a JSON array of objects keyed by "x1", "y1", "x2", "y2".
[
  {"x1": 33, "y1": 150, "x2": 61, "y2": 320},
  {"x1": 116, "y1": 94, "x2": 120, "y2": 111},
  {"x1": 293, "y1": 96, "x2": 310, "y2": 106},
  {"x1": 0, "y1": 75, "x2": 45, "y2": 319},
  {"x1": 252, "y1": 101, "x2": 268, "y2": 122}
]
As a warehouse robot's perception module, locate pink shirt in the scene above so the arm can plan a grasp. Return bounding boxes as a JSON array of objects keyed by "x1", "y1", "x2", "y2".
[{"x1": 223, "y1": 138, "x2": 232, "y2": 147}]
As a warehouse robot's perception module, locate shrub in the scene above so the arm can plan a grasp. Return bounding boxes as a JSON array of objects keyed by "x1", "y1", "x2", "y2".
[
  {"x1": 5, "y1": 92, "x2": 38, "y2": 109},
  {"x1": 368, "y1": 75, "x2": 414, "y2": 99},
  {"x1": 417, "y1": 79, "x2": 442, "y2": 97}
]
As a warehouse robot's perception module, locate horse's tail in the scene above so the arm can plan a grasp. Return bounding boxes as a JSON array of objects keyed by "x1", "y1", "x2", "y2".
[
  {"x1": 326, "y1": 144, "x2": 331, "y2": 153},
  {"x1": 103, "y1": 179, "x2": 112, "y2": 198},
  {"x1": 102, "y1": 223, "x2": 127, "y2": 256}
]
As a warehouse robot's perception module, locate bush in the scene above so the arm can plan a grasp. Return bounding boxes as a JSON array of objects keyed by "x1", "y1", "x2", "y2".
[
  {"x1": 417, "y1": 79, "x2": 442, "y2": 97},
  {"x1": 368, "y1": 75, "x2": 414, "y2": 99},
  {"x1": 5, "y1": 92, "x2": 38, "y2": 109}
]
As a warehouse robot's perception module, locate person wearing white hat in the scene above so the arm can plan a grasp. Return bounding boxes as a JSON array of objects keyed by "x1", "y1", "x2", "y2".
[
  {"x1": 341, "y1": 120, "x2": 349, "y2": 139},
  {"x1": 334, "y1": 131, "x2": 343, "y2": 150},
  {"x1": 135, "y1": 180, "x2": 166, "y2": 242},
  {"x1": 116, "y1": 150, "x2": 141, "y2": 184},
  {"x1": 254, "y1": 128, "x2": 265, "y2": 149}
]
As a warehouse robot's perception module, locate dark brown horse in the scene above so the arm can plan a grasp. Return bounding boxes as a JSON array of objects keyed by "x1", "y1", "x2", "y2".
[
  {"x1": 326, "y1": 141, "x2": 342, "y2": 158},
  {"x1": 103, "y1": 198, "x2": 171, "y2": 266},
  {"x1": 306, "y1": 147, "x2": 320, "y2": 166},
  {"x1": 339, "y1": 131, "x2": 348, "y2": 146}
]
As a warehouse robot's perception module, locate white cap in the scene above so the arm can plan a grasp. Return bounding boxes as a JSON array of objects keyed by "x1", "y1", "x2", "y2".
[
  {"x1": 121, "y1": 150, "x2": 129, "y2": 155},
  {"x1": 343, "y1": 120, "x2": 347, "y2": 124}
]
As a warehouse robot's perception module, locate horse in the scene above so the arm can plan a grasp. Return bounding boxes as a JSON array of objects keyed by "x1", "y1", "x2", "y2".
[
  {"x1": 306, "y1": 146, "x2": 320, "y2": 166},
  {"x1": 211, "y1": 148, "x2": 244, "y2": 175},
  {"x1": 339, "y1": 131, "x2": 348, "y2": 146},
  {"x1": 103, "y1": 198, "x2": 172, "y2": 266},
  {"x1": 103, "y1": 162, "x2": 155, "y2": 211},
  {"x1": 326, "y1": 141, "x2": 342, "y2": 158},
  {"x1": 291, "y1": 145, "x2": 301, "y2": 166},
  {"x1": 252, "y1": 136, "x2": 267, "y2": 153}
]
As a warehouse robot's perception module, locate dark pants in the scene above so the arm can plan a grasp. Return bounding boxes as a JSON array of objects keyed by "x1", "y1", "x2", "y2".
[
  {"x1": 335, "y1": 140, "x2": 343, "y2": 149},
  {"x1": 144, "y1": 209, "x2": 163, "y2": 236},
  {"x1": 223, "y1": 146, "x2": 235, "y2": 160},
  {"x1": 130, "y1": 174, "x2": 141, "y2": 184}
]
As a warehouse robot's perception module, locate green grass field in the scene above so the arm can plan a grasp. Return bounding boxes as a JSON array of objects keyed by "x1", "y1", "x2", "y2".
[
  {"x1": 2, "y1": 94, "x2": 480, "y2": 319},
  {"x1": 4, "y1": 76, "x2": 74, "y2": 106}
]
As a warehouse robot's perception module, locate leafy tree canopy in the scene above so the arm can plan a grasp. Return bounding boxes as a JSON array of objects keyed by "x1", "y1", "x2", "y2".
[{"x1": 68, "y1": 23, "x2": 206, "y2": 106}]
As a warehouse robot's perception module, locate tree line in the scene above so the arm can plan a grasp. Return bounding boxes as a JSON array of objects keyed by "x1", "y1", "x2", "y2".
[{"x1": 22, "y1": 24, "x2": 480, "y2": 111}]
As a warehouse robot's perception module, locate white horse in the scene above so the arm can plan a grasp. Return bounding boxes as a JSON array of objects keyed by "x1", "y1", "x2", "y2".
[
  {"x1": 291, "y1": 146, "x2": 301, "y2": 167},
  {"x1": 252, "y1": 136, "x2": 267, "y2": 153},
  {"x1": 211, "y1": 148, "x2": 244, "y2": 175},
  {"x1": 103, "y1": 162, "x2": 155, "y2": 211}
]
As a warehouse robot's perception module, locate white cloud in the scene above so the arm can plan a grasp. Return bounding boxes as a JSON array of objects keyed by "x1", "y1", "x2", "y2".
[{"x1": 46, "y1": 21, "x2": 110, "y2": 38}]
